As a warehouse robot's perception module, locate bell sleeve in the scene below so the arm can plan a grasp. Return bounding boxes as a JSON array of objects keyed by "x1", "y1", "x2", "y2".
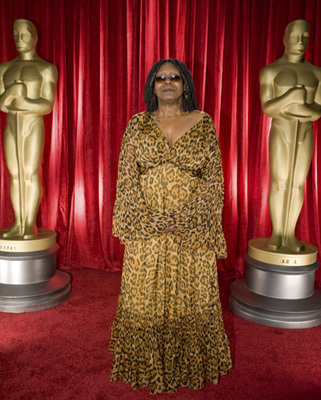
[{"x1": 112, "y1": 118, "x2": 175, "y2": 244}]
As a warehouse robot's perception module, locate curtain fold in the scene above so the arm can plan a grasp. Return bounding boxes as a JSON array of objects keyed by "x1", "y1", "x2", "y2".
[{"x1": 0, "y1": 0, "x2": 320, "y2": 284}]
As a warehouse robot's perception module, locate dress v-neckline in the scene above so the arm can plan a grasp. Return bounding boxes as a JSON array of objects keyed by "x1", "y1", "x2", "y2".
[{"x1": 148, "y1": 112, "x2": 207, "y2": 148}]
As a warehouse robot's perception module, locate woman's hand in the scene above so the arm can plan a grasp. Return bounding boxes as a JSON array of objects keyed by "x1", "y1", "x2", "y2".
[{"x1": 161, "y1": 225, "x2": 176, "y2": 234}]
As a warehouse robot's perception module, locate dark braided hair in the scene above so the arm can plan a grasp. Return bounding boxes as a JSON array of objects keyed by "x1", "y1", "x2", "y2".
[{"x1": 144, "y1": 58, "x2": 199, "y2": 113}]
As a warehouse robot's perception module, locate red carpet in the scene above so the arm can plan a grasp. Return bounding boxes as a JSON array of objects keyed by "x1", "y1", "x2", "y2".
[{"x1": 1, "y1": 269, "x2": 321, "y2": 400}]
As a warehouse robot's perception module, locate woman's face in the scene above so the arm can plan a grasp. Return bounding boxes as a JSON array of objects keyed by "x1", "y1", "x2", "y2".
[{"x1": 153, "y1": 62, "x2": 184, "y2": 105}]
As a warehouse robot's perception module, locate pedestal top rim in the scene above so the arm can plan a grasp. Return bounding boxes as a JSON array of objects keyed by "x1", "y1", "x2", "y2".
[
  {"x1": 0, "y1": 229, "x2": 56, "y2": 253},
  {"x1": 248, "y1": 238, "x2": 318, "y2": 266}
]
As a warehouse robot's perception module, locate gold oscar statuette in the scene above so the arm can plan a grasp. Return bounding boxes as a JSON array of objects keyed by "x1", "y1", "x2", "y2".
[
  {"x1": 253, "y1": 19, "x2": 321, "y2": 262},
  {"x1": 0, "y1": 19, "x2": 58, "y2": 251}
]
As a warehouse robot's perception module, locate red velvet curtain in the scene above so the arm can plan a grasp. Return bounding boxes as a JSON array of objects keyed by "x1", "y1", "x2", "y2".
[{"x1": 0, "y1": 0, "x2": 321, "y2": 284}]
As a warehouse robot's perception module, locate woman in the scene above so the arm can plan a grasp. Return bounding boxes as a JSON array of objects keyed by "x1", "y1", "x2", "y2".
[{"x1": 109, "y1": 59, "x2": 232, "y2": 393}]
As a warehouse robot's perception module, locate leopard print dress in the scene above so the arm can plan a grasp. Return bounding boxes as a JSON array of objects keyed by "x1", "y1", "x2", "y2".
[{"x1": 109, "y1": 111, "x2": 232, "y2": 393}]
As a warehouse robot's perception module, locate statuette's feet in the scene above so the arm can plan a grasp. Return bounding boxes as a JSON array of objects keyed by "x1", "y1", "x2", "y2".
[
  {"x1": 284, "y1": 235, "x2": 304, "y2": 252},
  {"x1": 2, "y1": 222, "x2": 22, "y2": 238},
  {"x1": 23, "y1": 223, "x2": 39, "y2": 239},
  {"x1": 266, "y1": 234, "x2": 282, "y2": 250}
]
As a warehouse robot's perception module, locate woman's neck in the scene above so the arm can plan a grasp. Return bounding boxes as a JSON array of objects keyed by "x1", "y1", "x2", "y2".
[{"x1": 155, "y1": 101, "x2": 184, "y2": 117}]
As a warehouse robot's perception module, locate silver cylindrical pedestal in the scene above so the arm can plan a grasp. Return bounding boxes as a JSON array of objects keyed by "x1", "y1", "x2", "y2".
[
  {"x1": 229, "y1": 238, "x2": 321, "y2": 329},
  {"x1": 0, "y1": 245, "x2": 57, "y2": 284},
  {"x1": 0, "y1": 243, "x2": 71, "y2": 313},
  {"x1": 244, "y1": 255, "x2": 318, "y2": 300}
]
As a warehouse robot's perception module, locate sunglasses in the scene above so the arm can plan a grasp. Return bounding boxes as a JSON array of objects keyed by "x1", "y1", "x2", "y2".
[{"x1": 155, "y1": 74, "x2": 181, "y2": 83}]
